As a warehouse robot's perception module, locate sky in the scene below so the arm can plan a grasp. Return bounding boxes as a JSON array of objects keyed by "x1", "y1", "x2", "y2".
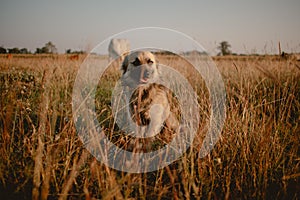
[{"x1": 0, "y1": 0, "x2": 299, "y2": 55}]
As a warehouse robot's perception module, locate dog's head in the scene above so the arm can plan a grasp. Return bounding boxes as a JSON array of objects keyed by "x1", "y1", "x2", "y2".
[{"x1": 121, "y1": 51, "x2": 159, "y2": 86}]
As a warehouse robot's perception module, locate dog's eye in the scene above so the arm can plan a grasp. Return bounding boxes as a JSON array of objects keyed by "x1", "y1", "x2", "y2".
[
  {"x1": 132, "y1": 58, "x2": 141, "y2": 66},
  {"x1": 147, "y1": 59, "x2": 154, "y2": 65}
]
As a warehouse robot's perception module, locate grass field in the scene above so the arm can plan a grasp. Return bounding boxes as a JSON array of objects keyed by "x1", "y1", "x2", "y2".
[{"x1": 0, "y1": 54, "x2": 299, "y2": 199}]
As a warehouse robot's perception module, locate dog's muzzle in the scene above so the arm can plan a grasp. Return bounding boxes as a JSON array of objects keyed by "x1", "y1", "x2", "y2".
[
  {"x1": 139, "y1": 65, "x2": 154, "y2": 84},
  {"x1": 122, "y1": 64, "x2": 156, "y2": 89}
]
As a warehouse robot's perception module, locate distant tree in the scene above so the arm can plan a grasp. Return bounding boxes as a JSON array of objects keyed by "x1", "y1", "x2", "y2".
[
  {"x1": 8, "y1": 48, "x2": 20, "y2": 54},
  {"x1": 41, "y1": 46, "x2": 49, "y2": 54},
  {"x1": 20, "y1": 48, "x2": 29, "y2": 54},
  {"x1": 35, "y1": 42, "x2": 57, "y2": 54},
  {"x1": 35, "y1": 48, "x2": 42, "y2": 54},
  {"x1": 0, "y1": 47, "x2": 6, "y2": 54},
  {"x1": 45, "y1": 41, "x2": 57, "y2": 54},
  {"x1": 217, "y1": 41, "x2": 232, "y2": 56},
  {"x1": 35, "y1": 47, "x2": 48, "y2": 54},
  {"x1": 65, "y1": 49, "x2": 72, "y2": 54}
]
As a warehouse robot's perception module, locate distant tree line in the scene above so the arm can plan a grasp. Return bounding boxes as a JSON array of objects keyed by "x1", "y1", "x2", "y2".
[
  {"x1": 65, "y1": 49, "x2": 85, "y2": 54},
  {"x1": 1, "y1": 41, "x2": 233, "y2": 55},
  {"x1": 0, "y1": 41, "x2": 86, "y2": 55},
  {"x1": 0, "y1": 41, "x2": 57, "y2": 54},
  {"x1": 0, "y1": 46, "x2": 31, "y2": 54}
]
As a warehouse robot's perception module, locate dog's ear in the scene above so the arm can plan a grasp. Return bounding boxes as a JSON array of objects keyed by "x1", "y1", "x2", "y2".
[{"x1": 121, "y1": 54, "x2": 129, "y2": 74}]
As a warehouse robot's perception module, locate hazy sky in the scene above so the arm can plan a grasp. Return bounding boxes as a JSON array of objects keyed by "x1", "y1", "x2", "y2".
[{"x1": 1, "y1": 0, "x2": 299, "y2": 55}]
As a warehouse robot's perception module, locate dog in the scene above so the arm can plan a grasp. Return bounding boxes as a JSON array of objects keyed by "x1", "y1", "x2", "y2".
[{"x1": 120, "y1": 51, "x2": 180, "y2": 145}]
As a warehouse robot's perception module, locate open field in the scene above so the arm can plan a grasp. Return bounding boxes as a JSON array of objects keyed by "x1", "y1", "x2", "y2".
[{"x1": 0, "y1": 54, "x2": 299, "y2": 199}]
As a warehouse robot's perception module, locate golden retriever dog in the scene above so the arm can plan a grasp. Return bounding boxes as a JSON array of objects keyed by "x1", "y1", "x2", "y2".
[{"x1": 120, "y1": 51, "x2": 180, "y2": 147}]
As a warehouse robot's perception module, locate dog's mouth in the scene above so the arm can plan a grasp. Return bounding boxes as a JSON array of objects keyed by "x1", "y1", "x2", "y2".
[{"x1": 140, "y1": 77, "x2": 149, "y2": 84}]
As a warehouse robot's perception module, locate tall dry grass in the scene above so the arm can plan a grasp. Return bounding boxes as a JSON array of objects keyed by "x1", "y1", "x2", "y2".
[{"x1": 0, "y1": 54, "x2": 299, "y2": 199}]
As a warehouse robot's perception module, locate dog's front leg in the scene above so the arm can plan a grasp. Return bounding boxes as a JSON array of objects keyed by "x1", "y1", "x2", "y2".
[{"x1": 145, "y1": 104, "x2": 169, "y2": 137}]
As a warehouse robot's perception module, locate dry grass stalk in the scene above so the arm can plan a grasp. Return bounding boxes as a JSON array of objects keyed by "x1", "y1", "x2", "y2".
[
  {"x1": 59, "y1": 150, "x2": 88, "y2": 200},
  {"x1": 32, "y1": 69, "x2": 51, "y2": 200}
]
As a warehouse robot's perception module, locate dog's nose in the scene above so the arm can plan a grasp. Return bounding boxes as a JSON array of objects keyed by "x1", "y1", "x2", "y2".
[
  {"x1": 144, "y1": 70, "x2": 151, "y2": 78},
  {"x1": 139, "y1": 67, "x2": 153, "y2": 84}
]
